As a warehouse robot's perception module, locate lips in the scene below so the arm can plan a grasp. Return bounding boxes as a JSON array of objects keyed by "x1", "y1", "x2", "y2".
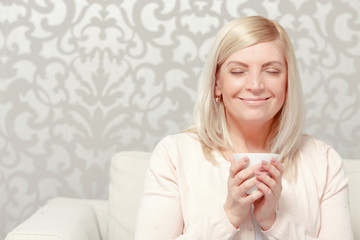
[
  {"x1": 239, "y1": 97, "x2": 271, "y2": 101},
  {"x1": 238, "y1": 97, "x2": 271, "y2": 106}
]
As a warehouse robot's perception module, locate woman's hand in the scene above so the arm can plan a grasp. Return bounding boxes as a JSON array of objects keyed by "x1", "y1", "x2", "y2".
[
  {"x1": 224, "y1": 156, "x2": 264, "y2": 228},
  {"x1": 253, "y1": 158, "x2": 284, "y2": 230}
]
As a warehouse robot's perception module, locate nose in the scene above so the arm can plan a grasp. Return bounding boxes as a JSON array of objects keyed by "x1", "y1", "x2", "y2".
[{"x1": 246, "y1": 72, "x2": 264, "y2": 92}]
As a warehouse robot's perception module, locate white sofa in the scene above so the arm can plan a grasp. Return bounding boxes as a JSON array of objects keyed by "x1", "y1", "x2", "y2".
[{"x1": 5, "y1": 151, "x2": 360, "y2": 240}]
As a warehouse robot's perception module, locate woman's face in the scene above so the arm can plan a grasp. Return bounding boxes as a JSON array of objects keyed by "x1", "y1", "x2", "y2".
[{"x1": 215, "y1": 40, "x2": 287, "y2": 128}]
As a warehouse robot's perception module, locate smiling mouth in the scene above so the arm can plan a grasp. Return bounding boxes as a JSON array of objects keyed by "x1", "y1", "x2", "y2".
[{"x1": 239, "y1": 97, "x2": 271, "y2": 101}]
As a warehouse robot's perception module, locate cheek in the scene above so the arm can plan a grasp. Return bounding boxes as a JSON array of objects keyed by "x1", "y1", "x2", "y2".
[
  {"x1": 275, "y1": 78, "x2": 287, "y2": 104},
  {"x1": 220, "y1": 75, "x2": 244, "y2": 93},
  {"x1": 216, "y1": 74, "x2": 233, "y2": 95},
  {"x1": 267, "y1": 74, "x2": 287, "y2": 99}
]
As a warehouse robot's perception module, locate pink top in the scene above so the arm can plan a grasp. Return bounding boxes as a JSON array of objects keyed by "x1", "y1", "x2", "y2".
[{"x1": 135, "y1": 133, "x2": 353, "y2": 239}]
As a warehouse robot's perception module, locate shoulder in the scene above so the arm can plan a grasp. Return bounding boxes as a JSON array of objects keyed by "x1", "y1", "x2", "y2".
[
  {"x1": 298, "y1": 134, "x2": 328, "y2": 152},
  {"x1": 296, "y1": 136, "x2": 348, "y2": 201},
  {"x1": 156, "y1": 132, "x2": 201, "y2": 150},
  {"x1": 298, "y1": 134, "x2": 341, "y2": 160},
  {"x1": 151, "y1": 132, "x2": 203, "y2": 161},
  {"x1": 297, "y1": 134, "x2": 344, "y2": 173}
]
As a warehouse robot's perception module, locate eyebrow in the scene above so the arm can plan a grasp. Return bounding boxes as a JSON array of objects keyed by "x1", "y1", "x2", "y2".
[{"x1": 226, "y1": 61, "x2": 283, "y2": 68}]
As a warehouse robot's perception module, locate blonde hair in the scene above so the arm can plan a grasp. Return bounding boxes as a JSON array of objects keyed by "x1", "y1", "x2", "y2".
[{"x1": 190, "y1": 16, "x2": 304, "y2": 178}]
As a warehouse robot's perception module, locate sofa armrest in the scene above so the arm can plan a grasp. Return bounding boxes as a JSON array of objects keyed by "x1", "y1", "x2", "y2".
[
  {"x1": 343, "y1": 159, "x2": 360, "y2": 239},
  {"x1": 5, "y1": 198, "x2": 108, "y2": 240}
]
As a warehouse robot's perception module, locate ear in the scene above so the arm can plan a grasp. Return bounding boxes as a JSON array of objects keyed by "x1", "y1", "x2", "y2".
[{"x1": 214, "y1": 75, "x2": 222, "y2": 97}]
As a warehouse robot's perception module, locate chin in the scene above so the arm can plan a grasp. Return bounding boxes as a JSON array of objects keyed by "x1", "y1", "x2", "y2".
[{"x1": 240, "y1": 116, "x2": 274, "y2": 125}]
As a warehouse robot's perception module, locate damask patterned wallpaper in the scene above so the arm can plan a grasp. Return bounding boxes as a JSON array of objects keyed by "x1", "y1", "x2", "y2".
[{"x1": 1, "y1": 0, "x2": 359, "y2": 237}]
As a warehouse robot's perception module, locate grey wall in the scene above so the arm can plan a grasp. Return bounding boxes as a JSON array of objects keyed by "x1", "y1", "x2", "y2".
[{"x1": 1, "y1": 0, "x2": 359, "y2": 237}]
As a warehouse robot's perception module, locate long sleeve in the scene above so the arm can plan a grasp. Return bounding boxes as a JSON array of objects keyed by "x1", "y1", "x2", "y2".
[
  {"x1": 134, "y1": 136, "x2": 239, "y2": 240},
  {"x1": 262, "y1": 140, "x2": 353, "y2": 240},
  {"x1": 135, "y1": 134, "x2": 353, "y2": 239}
]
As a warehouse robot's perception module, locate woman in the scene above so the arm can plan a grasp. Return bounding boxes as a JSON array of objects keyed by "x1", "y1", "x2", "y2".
[{"x1": 135, "y1": 16, "x2": 353, "y2": 239}]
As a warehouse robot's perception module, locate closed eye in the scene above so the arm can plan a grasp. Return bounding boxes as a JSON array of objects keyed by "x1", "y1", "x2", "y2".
[
  {"x1": 231, "y1": 71, "x2": 245, "y2": 75},
  {"x1": 264, "y1": 68, "x2": 281, "y2": 75},
  {"x1": 266, "y1": 71, "x2": 280, "y2": 75},
  {"x1": 230, "y1": 69, "x2": 246, "y2": 75}
]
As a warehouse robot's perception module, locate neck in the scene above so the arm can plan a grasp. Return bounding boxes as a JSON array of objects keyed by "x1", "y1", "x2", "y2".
[{"x1": 228, "y1": 120, "x2": 272, "y2": 153}]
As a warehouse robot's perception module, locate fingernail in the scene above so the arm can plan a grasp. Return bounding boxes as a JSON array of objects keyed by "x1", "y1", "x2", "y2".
[
  {"x1": 255, "y1": 170, "x2": 262, "y2": 176},
  {"x1": 262, "y1": 160, "x2": 268, "y2": 165},
  {"x1": 243, "y1": 157, "x2": 249, "y2": 162},
  {"x1": 271, "y1": 158, "x2": 276, "y2": 163}
]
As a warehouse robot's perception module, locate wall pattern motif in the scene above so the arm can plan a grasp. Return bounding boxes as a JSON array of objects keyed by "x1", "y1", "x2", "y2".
[{"x1": 1, "y1": 0, "x2": 359, "y2": 237}]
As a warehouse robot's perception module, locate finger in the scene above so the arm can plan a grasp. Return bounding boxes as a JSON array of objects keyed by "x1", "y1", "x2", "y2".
[
  {"x1": 270, "y1": 158, "x2": 285, "y2": 174},
  {"x1": 247, "y1": 187, "x2": 264, "y2": 202},
  {"x1": 233, "y1": 162, "x2": 263, "y2": 187},
  {"x1": 255, "y1": 178, "x2": 274, "y2": 197},
  {"x1": 254, "y1": 170, "x2": 277, "y2": 191},
  {"x1": 260, "y1": 160, "x2": 282, "y2": 183},
  {"x1": 237, "y1": 177, "x2": 258, "y2": 196},
  {"x1": 232, "y1": 168, "x2": 257, "y2": 188},
  {"x1": 255, "y1": 169, "x2": 283, "y2": 199},
  {"x1": 229, "y1": 157, "x2": 249, "y2": 178}
]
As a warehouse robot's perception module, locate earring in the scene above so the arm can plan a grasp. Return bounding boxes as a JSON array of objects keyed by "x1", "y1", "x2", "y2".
[{"x1": 215, "y1": 95, "x2": 221, "y2": 103}]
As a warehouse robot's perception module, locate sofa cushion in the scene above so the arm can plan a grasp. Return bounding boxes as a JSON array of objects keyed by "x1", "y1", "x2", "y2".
[
  {"x1": 108, "y1": 151, "x2": 151, "y2": 240},
  {"x1": 5, "y1": 198, "x2": 108, "y2": 240}
]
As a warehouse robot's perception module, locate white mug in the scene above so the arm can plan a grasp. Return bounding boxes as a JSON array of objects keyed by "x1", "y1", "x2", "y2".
[{"x1": 233, "y1": 153, "x2": 281, "y2": 194}]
